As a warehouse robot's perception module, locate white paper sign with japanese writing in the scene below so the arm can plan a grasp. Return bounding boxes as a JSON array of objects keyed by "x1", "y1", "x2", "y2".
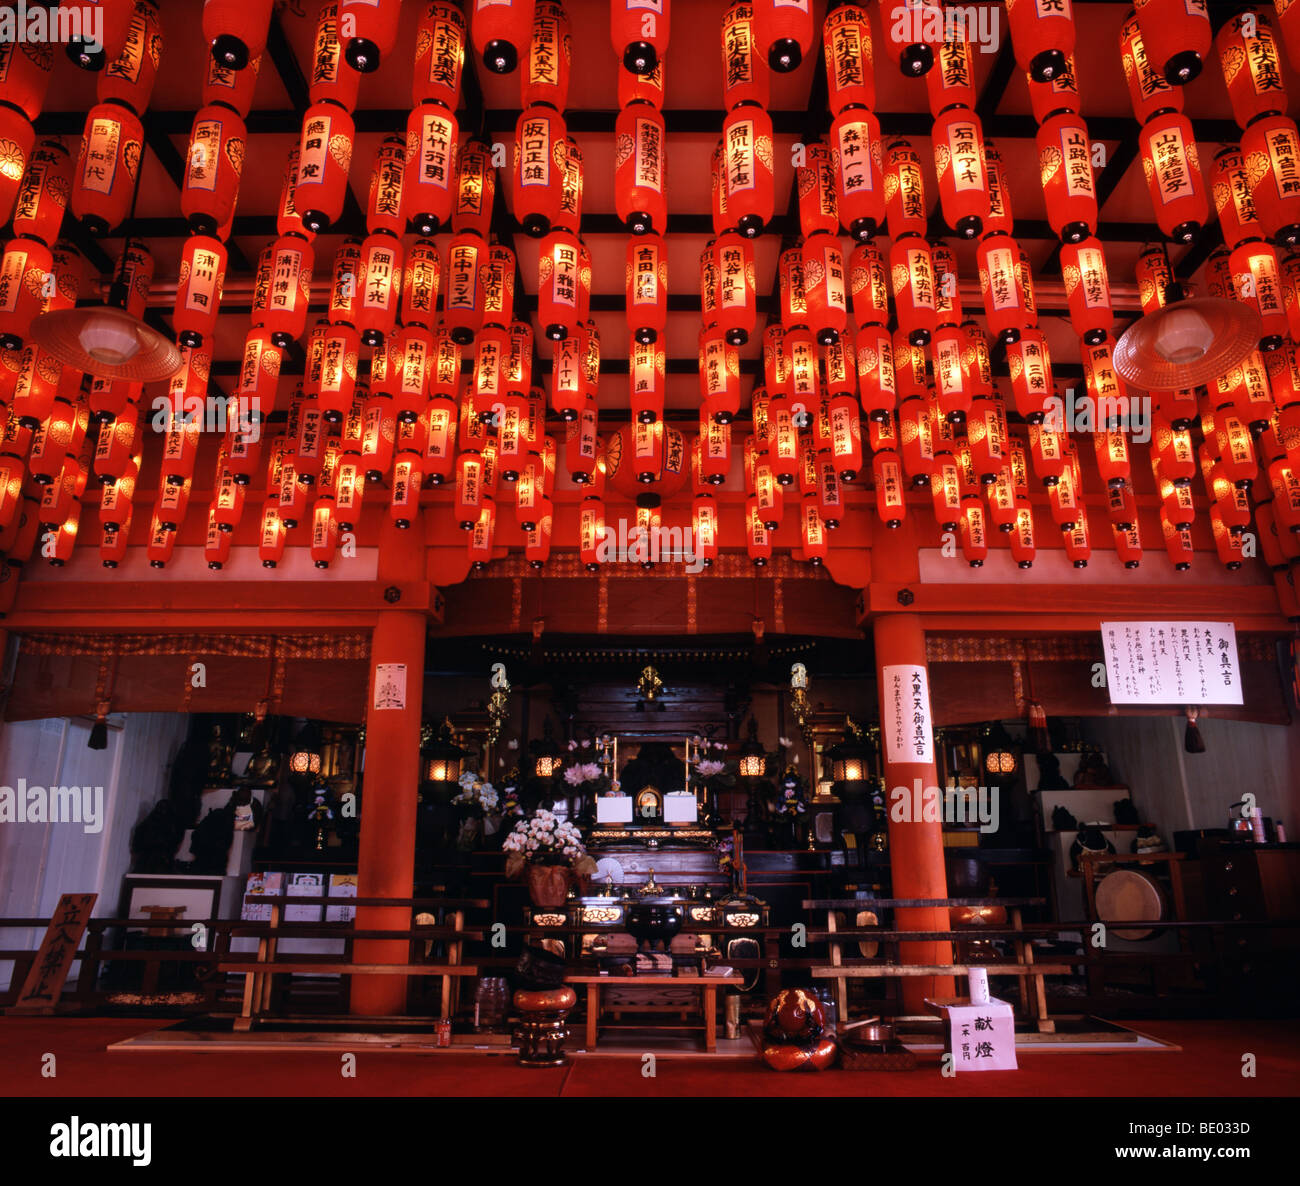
[
  {"x1": 947, "y1": 998, "x2": 1017, "y2": 1071},
  {"x1": 1099, "y1": 621, "x2": 1243, "y2": 705},
  {"x1": 372, "y1": 662, "x2": 407, "y2": 711},
  {"x1": 882, "y1": 664, "x2": 934, "y2": 765}
]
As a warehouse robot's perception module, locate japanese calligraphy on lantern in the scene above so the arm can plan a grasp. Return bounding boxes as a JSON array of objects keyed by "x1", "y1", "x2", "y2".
[
  {"x1": 1100, "y1": 621, "x2": 1243, "y2": 705},
  {"x1": 883, "y1": 664, "x2": 934, "y2": 764},
  {"x1": 373, "y1": 663, "x2": 407, "y2": 711},
  {"x1": 945, "y1": 999, "x2": 1018, "y2": 1072},
  {"x1": 10, "y1": 893, "x2": 97, "y2": 1013}
]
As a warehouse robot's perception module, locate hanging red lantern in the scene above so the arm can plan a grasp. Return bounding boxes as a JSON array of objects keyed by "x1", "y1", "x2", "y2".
[
  {"x1": 960, "y1": 321, "x2": 993, "y2": 403},
  {"x1": 889, "y1": 234, "x2": 937, "y2": 346},
  {"x1": 800, "y1": 234, "x2": 847, "y2": 346},
  {"x1": 339, "y1": 0, "x2": 401, "y2": 73},
  {"x1": 712, "y1": 231, "x2": 755, "y2": 346},
  {"x1": 1139, "y1": 111, "x2": 1208, "y2": 243},
  {"x1": 966, "y1": 398, "x2": 1009, "y2": 485},
  {"x1": 558, "y1": 135, "x2": 583, "y2": 233},
  {"x1": 1027, "y1": 50, "x2": 1080, "y2": 122},
  {"x1": 389, "y1": 325, "x2": 434, "y2": 425},
  {"x1": 700, "y1": 416, "x2": 732, "y2": 486},
  {"x1": 626, "y1": 233, "x2": 667, "y2": 343},
  {"x1": 360, "y1": 389, "x2": 397, "y2": 483},
  {"x1": 11, "y1": 139, "x2": 72, "y2": 247},
  {"x1": 316, "y1": 324, "x2": 360, "y2": 425},
  {"x1": 453, "y1": 140, "x2": 494, "y2": 238},
  {"x1": 1060, "y1": 238, "x2": 1112, "y2": 345},
  {"x1": 699, "y1": 328, "x2": 741, "y2": 424},
  {"x1": 1211, "y1": 504, "x2": 1246, "y2": 569},
  {"x1": 1229, "y1": 241, "x2": 1288, "y2": 351},
  {"x1": 891, "y1": 328, "x2": 927, "y2": 404},
  {"x1": 1008, "y1": 499, "x2": 1037, "y2": 568},
  {"x1": 308, "y1": 3, "x2": 360, "y2": 111},
  {"x1": 263, "y1": 235, "x2": 313, "y2": 349},
  {"x1": 524, "y1": 1, "x2": 572, "y2": 108},
  {"x1": 1269, "y1": 457, "x2": 1300, "y2": 533},
  {"x1": 443, "y1": 233, "x2": 486, "y2": 344},
  {"x1": 831, "y1": 106, "x2": 884, "y2": 243},
  {"x1": 472, "y1": 0, "x2": 533, "y2": 74},
  {"x1": 1094, "y1": 426, "x2": 1131, "y2": 489},
  {"x1": 827, "y1": 393, "x2": 863, "y2": 481},
  {"x1": 926, "y1": 36, "x2": 976, "y2": 116},
  {"x1": 848, "y1": 239, "x2": 890, "y2": 327},
  {"x1": 785, "y1": 327, "x2": 819, "y2": 425},
  {"x1": 1006, "y1": 330, "x2": 1053, "y2": 424},
  {"x1": 929, "y1": 453, "x2": 959, "y2": 530},
  {"x1": 204, "y1": 0, "x2": 271, "y2": 71},
  {"x1": 976, "y1": 234, "x2": 1031, "y2": 344},
  {"x1": 576, "y1": 496, "x2": 603, "y2": 570},
  {"x1": 1241, "y1": 114, "x2": 1300, "y2": 248},
  {"x1": 403, "y1": 103, "x2": 457, "y2": 237},
  {"x1": 353, "y1": 234, "x2": 402, "y2": 347},
  {"x1": 1136, "y1": 241, "x2": 1179, "y2": 314},
  {"x1": 755, "y1": 0, "x2": 812, "y2": 72},
  {"x1": 722, "y1": 103, "x2": 774, "y2": 238},
  {"x1": 1215, "y1": 413, "x2": 1260, "y2": 488},
  {"x1": 467, "y1": 499, "x2": 497, "y2": 567},
  {"x1": 897, "y1": 396, "x2": 934, "y2": 486},
  {"x1": 524, "y1": 496, "x2": 554, "y2": 567},
  {"x1": 611, "y1": 0, "x2": 669, "y2": 75},
  {"x1": 538, "y1": 228, "x2": 582, "y2": 341},
  {"x1": 722, "y1": 1, "x2": 768, "y2": 108},
  {"x1": 1063, "y1": 505, "x2": 1092, "y2": 568},
  {"x1": 513, "y1": 103, "x2": 565, "y2": 237},
  {"x1": 932, "y1": 105, "x2": 989, "y2": 240},
  {"x1": 930, "y1": 240, "x2": 959, "y2": 328},
  {"x1": 96, "y1": 1, "x2": 162, "y2": 116},
  {"x1": 388, "y1": 454, "x2": 424, "y2": 530},
  {"x1": 884, "y1": 1, "x2": 939, "y2": 77},
  {"x1": 629, "y1": 336, "x2": 665, "y2": 424},
  {"x1": 364, "y1": 135, "x2": 406, "y2": 239},
  {"x1": 981, "y1": 140, "x2": 1015, "y2": 238},
  {"x1": 1037, "y1": 110, "x2": 1096, "y2": 244},
  {"x1": 1119, "y1": 11, "x2": 1180, "y2": 124},
  {"x1": 884, "y1": 137, "x2": 928, "y2": 239},
  {"x1": 1005, "y1": 0, "x2": 1075, "y2": 83},
  {"x1": 777, "y1": 246, "x2": 804, "y2": 331},
  {"x1": 255, "y1": 499, "x2": 285, "y2": 567},
  {"x1": 550, "y1": 327, "x2": 587, "y2": 420},
  {"x1": 0, "y1": 41, "x2": 53, "y2": 123},
  {"x1": 1159, "y1": 511, "x2": 1194, "y2": 569},
  {"x1": 1216, "y1": 10, "x2": 1287, "y2": 129},
  {"x1": 61, "y1": 1, "x2": 132, "y2": 72},
  {"x1": 797, "y1": 495, "x2": 827, "y2": 565},
  {"x1": 872, "y1": 450, "x2": 905, "y2": 529},
  {"x1": 173, "y1": 234, "x2": 227, "y2": 349},
  {"x1": 0, "y1": 238, "x2": 50, "y2": 350},
  {"x1": 930, "y1": 324, "x2": 970, "y2": 425},
  {"x1": 295, "y1": 101, "x2": 354, "y2": 234},
  {"x1": 423, "y1": 397, "x2": 458, "y2": 486},
  {"x1": 823, "y1": 3, "x2": 873, "y2": 113},
  {"x1": 1134, "y1": 0, "x2": 1211, "y2": 86},
  {"x1": 71, "y1": 102, "x2": 141, "y2": 236}
]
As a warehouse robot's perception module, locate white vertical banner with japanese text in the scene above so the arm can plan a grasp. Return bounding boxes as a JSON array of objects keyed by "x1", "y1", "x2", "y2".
[
  {"x1": 882, "y1": 663, "x2": 934, "y2": 765},
  {"x1": 1099, "y1": 621, "x2": 1243, "y2": 705}
]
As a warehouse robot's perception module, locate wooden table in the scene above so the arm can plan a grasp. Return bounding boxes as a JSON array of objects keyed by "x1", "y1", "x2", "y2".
[{"x1": 566, "y1": 974, "x2": 744, "y2": 1052}]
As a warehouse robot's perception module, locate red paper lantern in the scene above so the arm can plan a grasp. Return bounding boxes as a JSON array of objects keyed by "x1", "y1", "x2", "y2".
[
  {"x1": 559, "y1": 135, "x2": 583, "y2": 231},
  {"x1": 0, "y1": 238, "x2": 50, "y2": 350},
  {"x1": 823, "y1": 3, "x2": 873, "y2": 113},
  {"x1": 62, "y1": 1, "x2": 132, "y2": 72},
  {"x1": 612, "y1": 0, "x2": 669, "y2": 75},
  {"x1": 1005, "y1": 0, "x2": 1076, "y2": 82},
  {"x1": 827, "y1": 393, "x2": 863, "y2": 481},
  {"x1": 626, "y1": 233, "x2": 667, "y2": 343},
  {"x1": 95, "y1": 1, "x2": 162, "y2": 115},
  {"x1": 930, "y1": 324, "x2": 970, "y2": 424},
  {"x1": 71, "y1": 102, "x2": 141, "y2": 236},
  {"x1": 709, "y1": 232, "x2": 753, "y2": 346},
  {"x1": 524, "y1": 1, "x2": 571, "y2": 108},
  {"x1": 359, "y1": 135, "x2": 405, "y2": 239},
  {"x1": 1136, "y1": 241, "x2": 1179, "y2": 314},
  {"x1": 536, "y1": 229, "x2": 581, "y2": 341},
  {"x1": 711, "y1": 139, "x2": 729, "y2": 235},
  {"x1": 848, "y1": 240, "x2": 889, "y2": 327},
  {"x1": 1217, "y1": 9, "x2": 1287, "y2": 129},
  {"x1": 1229, "y1": 240, "x2": 1288, "y2": 351},
  {"x1": 892, "y1": 328, "x2": 928, "y2": 404},
  {"x1": 360, "y1": 390, "x2": 396, "y2": 483},
  {"x1": 1060, "y1": 238, "x2": 1112, "y2": 345},
  {"x1": 443, "y1": 233, "x2": 486, "y2": 344},
  {"x1": 472, "y1": 0, "x2": 532, "y2": 73},
  {"x1": 1134, "y1": 0, "x2": 1211, "y2": 86},
  {"x1": 204, "y1": 0, "x2": 271, "y2": 71},
  {"x1": 889, "y1": 234, "x2": 937, "y2": 347},
  {"x1": 926, "y1": 36, "x2": 976, "y2": 116},
  {"x1": 1007, "y1": 329, "x2": 1054, "y2": 423},
  {"x1": 404, "y1": 103, "x2": 457, "y2": 237},
  {"x1": 296, "y1": 101, "x2": 354, "y2": 234},
  {"x1": 1094, "y1": 426, "x2": 1131, "y2": 489},
  {"x1": 796, "y1": 142, "x2": 836, "y2": 241},
  {"x1": 1241, "y1": 114, "x2": 1300, "y2": 247},
  {"x1": 206, "y1": 43, "x2": 259, "y2": 113},
  {"x1": 1119, "y1": 11, "x2": 1180, "y2": 124},
  {"x1": 1210, "y1": 147, "x2": 1263, "y2": 251},
  {"x1": 619, "y1": 56, "x2": 664, "y2": 108},
  {"x1": 309, "y1": 3, "x2": 361, "y2": 111},
  {"x1": 831, "y1": 107, "x2": 884, "y2": 243},
  {"x1": 872, "y1": 449, "x2": 905, "y2": 528},
  {"x1": 982, "y1": 140, "x2": 1015, "y2": 238},
  {"x1": 884, "y1": 1, "x2": 939, "y2": 77},
  {"x1": 339, "y1": 0, "x2": 401, "y2": 73},
  {"x1": 976, "y1": 234, "x2": 1031, "y2": 344},
  {"x1": 699, "y1": 328, "x2": 741, "y2": 424},
  {"x1": 11, "y1": 139, "x2": 71, "y2": 247},
  {"x1": 967, "y1": 398, "x2": 1009, "y2": 485},
  {"x1": 1027, "y1": 52, "x2": 1080, "y2": 122},
  {"x1": 755, "y1": 0, "x2": 812, "y2": 72},
  {"x1": 353, "y1": 233, "x2": 402, "y2": 347},
  {"x1": 173, "y1": 235, "x2": 227, "y2": 349},
  {"x1": 1037, "y1": 111, "x2": 1096, "y2": 244},
  {"x1": 853, "y1": 325, "x2": 896, "y2": 422},
  {"x1": 932, "y1": 105, "x2": 989, "y2": 240},
  {"x1": 785, "y1": 327, "x2": 819, "y2": 425},
  {"x1": 629, "y1": 335, "x2": 665, "y2": 424},
  {"x1": 453, "y1": 140, "x2": 494, "y2": 238},
  {"x1": 722, "y1": 103, "x2": 774, "y2": 238},
  {"x1": 513, "y1": 103, "x2": 565, "y2": 237},
  {"x1": 883, "y1": 137, "x2": 925, "y2": 239},
  {"x1": 897, "y1": 395, "x2": 934, "y2": 485},
  {"x1": 1139, "y1": 110, "x2": 1208, "y2": 243},
  {"x1": 723, "y1": 1, "x2": 769, "y2": 108},
  {"x1": 180, "y1": 103, "x2": 245, "y2": 237},
  {"x1": 0, "y1": 41, "x2": 54, "y2": 123},
  {"x1": 930, "y1": 239, "x2": 959, "y2": 328}
]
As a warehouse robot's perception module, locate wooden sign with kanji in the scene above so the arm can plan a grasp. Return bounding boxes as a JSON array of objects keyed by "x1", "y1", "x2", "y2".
[{"x1": 7, "y1": 893, "x2": 97, "y2": 1014}]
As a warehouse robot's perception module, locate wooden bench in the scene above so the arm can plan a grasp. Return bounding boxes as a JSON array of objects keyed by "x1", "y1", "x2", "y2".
[
  {"x1": 566, "y1": 974, "x2": 744, "y2": 1052},
  {"x1": 802, "y1": 897, "x2": 1065, "y2": 1032}
]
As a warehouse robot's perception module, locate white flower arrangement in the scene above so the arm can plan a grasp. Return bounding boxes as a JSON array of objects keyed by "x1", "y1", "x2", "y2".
[
  {"x1": 452, "y1": 772, "x2": 499, "y2": 815},
  {"x1": 503, "y1": 808, "x2": 598, "y2": 878},
  {"x1": 563, "y1": 761, "x2": 604, "y2": 787}
]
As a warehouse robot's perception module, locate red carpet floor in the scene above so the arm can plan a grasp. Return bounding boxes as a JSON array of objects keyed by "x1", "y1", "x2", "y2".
[{"x1": 0, "y1": 1018, "x2": 1296, "y2": 1097}]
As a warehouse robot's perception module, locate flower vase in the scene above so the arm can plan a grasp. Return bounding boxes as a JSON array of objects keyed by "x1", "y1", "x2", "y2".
[{"x1": 526, "y1": 864, "x2": 573, "y2": 909}]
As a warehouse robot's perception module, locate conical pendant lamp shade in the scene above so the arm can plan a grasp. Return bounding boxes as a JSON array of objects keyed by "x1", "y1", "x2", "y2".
[
  {"x1": 1112, "y1": 298, "x2": 1260, "y2": 391},
  {"x1": 28, "y1": 306, "x2": 182, "y2": 383}
]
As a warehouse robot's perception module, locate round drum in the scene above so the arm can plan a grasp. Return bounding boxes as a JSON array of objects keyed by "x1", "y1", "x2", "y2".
[{"x1": 1095, "y1": 868, "x2": 1169, "y2": 941}]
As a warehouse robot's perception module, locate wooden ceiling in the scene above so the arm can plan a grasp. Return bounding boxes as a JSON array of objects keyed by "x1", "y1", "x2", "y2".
[{"x1": 26, "y1": 0, "x2": 1284, "y2": 418}]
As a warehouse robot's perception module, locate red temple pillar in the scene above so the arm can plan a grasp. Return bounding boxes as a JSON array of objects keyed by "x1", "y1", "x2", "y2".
[
  {"x1": 351, "y1": 524, "x2": 427, "y2": 1016},
  {"x1": 870, "y1": 524, "x2": 954, "y2": 1011}
]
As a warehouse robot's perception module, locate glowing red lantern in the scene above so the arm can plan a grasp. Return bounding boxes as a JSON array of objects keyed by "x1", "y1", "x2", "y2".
[
  {"x1": 0, "y1": 41, "x2": 53, "y2": 123},
  {"x1": 71, "y1": 102, "x2": 141, "y2": 235},
  {"x1": 930, "y1": 324, "x2": 970, "y2": 424},
  {"x1": 1139, "y1": 110, "x2": 1208, "y2": 243},
  {"x1": 1027, "y1": 51, "x2": 1080, "y2": 122},
  {"x1": 966, "y1": 398, "x2": 1009, "y2": 485},
  {"x1": 1134, "y1": 0, "x2": 1211, "y2": 86},
  {"x1": 559, "y1": 135, "x2": 583, "y2": 231},
  {"x1": 11, "y1": 139, "x2": 71, "y2": 247},
  {"x1": 613, "y1": 101, "x2": 667, "y2": 236},
  {"x1": 890, "y1": 234, "x2": 937, "y2": 347},
  {"x1": 95, "y1": 1, "x2": 161, "y2": 115},
  {"x1": 204, "y1": 0, "x2": 271, "y2": 71},
  {"x1": 1216, "y1": 10, "x2": 1287, "y2": 128},
  {"x1": 525, "y1": 1, "x2": 571, "y2": 108},
  {"x1": 884, "y1": 138, "x2": 928, "y2": 239},
  {"x1": 1038, "y1": 111, "x2": 1096, "y2": 244},
  {"x1": 296, "y1": 101, "x2": 354, "y2": 234},
  {"x1": 309, "y1": 3, "x2": 361, "y2": 111},
  {"x1": 884, "y1": 1, "x2": 939, "y2": 77},
  {"x1": 831, "y1": 107, "x2": 884, "y2": 243},
  {"x1": 354, "y1": 233, "x2": 402, "y2": 347},
  {"x1": 453, "y1": 140, "x2": 494, "y2": 237},
  {"x1": 626, "y1": 234, "x2": 667, "y2": 344},
  {"x1": 872, "y1": 450, "x2": 905, "y2": 528},
  {"x1": 1119, "y1": 11, "x2": 1179, "y2": 124},
  {"x1": 1241, "y1": 114, "x2": 1300, "y2": 248},
  {"x1": 629, "y1": 336, "x2": 665, "y2": 424},
  {"x1": 181, "y1": 103, "x2": 246, "y2": 237},
  {"x1": 612, "y1": 0, "x2": 669, "y2": 75},
  {"x1": 976, "y1": 234, "x2": 1030, "y2": 344},
  {"x1": 1007, "y1": 330, "x2": 1054, "y2": 423},
  {"x1": 848, "y1": 241, "x2": 889, "y2": 328},
  {"x1": 536, "y1": 229, "x2": 580, "y2": 341},
  {"x1": 932, "y1": 105, "x2": 989, "y2": 240},
  {"x1": 1229, "y1": 240, "x2": 1288, "y2": 350},
  {"x1": 1005, "y1": 0, "x2": 1075, "y2": 82},
  {"x1": 360, "y1": 390, "x2": 396, "y2": 483},
  {"x1": 402, "y1": 103, "x2": 456, "y2": 237},
  {"x1": 722, "y1": 103, "x2": 774, "y2": 238},
  {"x1": 513, "y1": 104, "x2": 565, "y2": 237},
  {"x1": 822, "y1": 3, "x2": 873, "y2": 113},
  {"x1": 1060, "y1": 238, "x2": 1112, "y2": 345},
  {"x1": 982, "y1": 140, "x2": 1015, "y2": 237},
  {"x1": 699, "y1": 328, "x2": 741, "y2": 424},
  {"x1": 171, "y1": 235, "x2": 227, "y2": 349},
  {"x1": 707, "y1": 232, "x2": 751, "y2": 346},
  {"x1": 926, "y1": 36, "x2": 976, "y2": 115},
  {"x1": 0, "y1": 238, "x2": 50, "y2": 350},
  {"x1": 755, "y1": 0, "x2": 812, "y2": 72},
  {"x1": 721, "y1": 1, "x2": 767, "y2": 108},
  {"x1": 443, "y1": 233, "x2": 485, "y2": 344}
]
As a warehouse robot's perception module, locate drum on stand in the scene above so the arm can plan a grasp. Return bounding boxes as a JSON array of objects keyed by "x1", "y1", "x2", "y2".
[{"x1": 1095, "y1": 867, "x2": 1169, "y2": 940}]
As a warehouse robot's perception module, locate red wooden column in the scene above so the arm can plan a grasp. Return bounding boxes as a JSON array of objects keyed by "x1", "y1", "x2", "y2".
[
  {"x1": 871, "y1": 523, "x2": 954, "y2": 1011},
  {"x1": 351, "y1": 521, "x2": 426, "y2": 1016}
]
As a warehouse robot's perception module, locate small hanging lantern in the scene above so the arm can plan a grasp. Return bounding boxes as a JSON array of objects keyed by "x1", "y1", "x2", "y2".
[
  {"x1": 12, "y1": 139, "x2": 72, "y2": 247},
  {"x1": 339, "y1": 0, "x2": 401, "y2": 73},
  {"x1": 615, "y1": 100, "x2": 666, "y2": 235},
  {"x1": 1037, "y1": 110, "x2": 1097, "y2": 244},
  {"x1": 524, "y1": 1, "x2": 572, "y2": 107},
  {"x1": 1241, "y1": 114, "x2": 1300, "y2": 248},
  {"x1": 413, "y1": 1, "x2": 467, "y2": 109},
  {"x1": 848, "y1": 239, "x2": 890, "y2": 326},
  {"x1": 1060, "y1": 237, "x2": 1112, "y2": 345},
  {"x1": 364, "y1": 135, "x2": 406, "y2": 239},
  {"x1": 295, "y1": 100, "x2": 354, "y2": 234},
  {"x1": 626, "y1": 233, "x2": 667, "y2": 343},
  {"x1": 802, "y1": 233, "x2": 846, "y2": 345},
  {"x1": 1139, "y1": 111, "x2": 1208, "y2": 243},
  {"x1": 1119, "y1": 10, "x2": 1180, "y2": 124},
  {"x1": 203, "y1": 0, "x2": 271, "y2": 71},
  {"x1": 0, "y1": 37, "x2": 54, "y2": 123},
  {"x1": 872, "y1": 449, "x2": 905, "y2": 529},
  {"x1": 722, "y1": 1, "x2": 769, "y2": 108},
  {"x1": 261, "y1": 234, "x2": 313, "y2": 349},
  {"x1": 932, "y1": 104, "x2": 989, "y2": 240},
  {"x1": 538, "y1": 228, "x2": 582, "y2": 341},
  {"x1": 629, "y1": 335, "x2": 666, "y2": 424},
  {"x1": 722, "y1": 103, "x2": 775, "y2": 238},
  {"x1": 884, "y1": 0, "x2": 938, "y2": 77},
  {"x1": 884, "y1": 137, "x2": 928, "y2": 238},
  {"x1": 472, "y1": 0, "x2": 533, "y2": 74},
  {"x1": 1216, "y1": 10, "x2": 1287, "y2": 130},
  {"x1": 823, "y1": 3, "x2": 874, "y2": 113},
  {"x1": 976, "y1": 233, "x2": 1030, "y2": 344},
  {"x1": 1005, "y1": 0, "x2": 1075, "y2": 82},
  {"x1": 453, "y1": 140, "x2": 494, "y2": 238},
  {"x1": 1133, "y1": 0, "x2": 1211, "y2": 86},
  {"x1": 756, "y1": 0, "x2": 812, "y2": 72},
  {"x1": 405, "y1": 102, "x2": 458, "y2": 236},
  {"x1": 309, "y1": 2, "x2": 361, "y2": 111},
  {"x1": 612, "y1": 0, "x2": 669, "y2": 75},
  {"x1": 926, "y1": 37, "x2": 976, "y2": 117},
  {"x1": 172, "y1": 234, "x2": 227, "y2": 349},
  {"x1": 0, "y1": 238, "x2": 52, "y2": 350},
  {"x1": 71, "y1": 102, "x2": 142, "y2": 236},
  {"x1": 1229, "y1": 240, "x2": 1288, "y2": 350},
  {"x1": 443, "y1": 233, "x2": 485, "y2": 344},
  {"x1": 889, "y1": 233, "x2": 937, "y2": 346},
  {"x1": 831, "y1": 106, "x2": 885, "y2": 242},
  {"x1": 513, "y1": 103, "x2": 565, "y2": 237},
  {"x1": 354, "y1": 233, "x2": 402, "y2": 347}
]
